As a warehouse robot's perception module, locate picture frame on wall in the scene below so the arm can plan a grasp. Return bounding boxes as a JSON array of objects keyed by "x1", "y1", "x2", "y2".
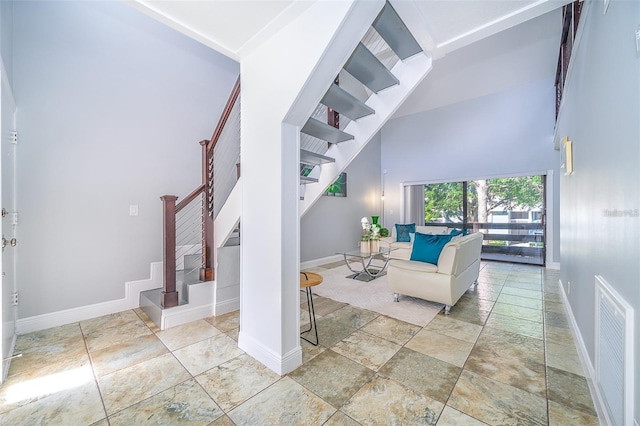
[{"x1": 561, "y1": 136, "x2": 574, "y2": 175}]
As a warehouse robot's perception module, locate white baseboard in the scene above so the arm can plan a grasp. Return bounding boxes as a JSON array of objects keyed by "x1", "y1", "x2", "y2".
[
  {"x1": 16, "y1": 262, "x2": 163, "y2": 335},
  {"x1": 558, "y1": 279, "x2": 607, "y2": 425},
  {"x1": 214, "y1": 297, "x2": 239, "y2": 316},
  {"x1": 300, "y1": 254, "x2": 343, "y2": 270},
  {"x1": 238, "y1": 331, "x2": 302, "y2": 375},
  {"x1": 161, "y1": 302, "x2": 214, "y2": 330}
]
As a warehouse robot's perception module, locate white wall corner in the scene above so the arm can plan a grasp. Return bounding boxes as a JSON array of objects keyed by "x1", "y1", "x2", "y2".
[
  {"x1": 238, "y1": 331, "x2": 302, "y2": 376},
  {"x1": 16, "y1": 262, "x2": 163, "y2": 334}
]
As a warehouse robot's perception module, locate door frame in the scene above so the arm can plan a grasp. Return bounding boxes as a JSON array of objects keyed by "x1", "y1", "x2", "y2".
[{"x1": 0, "y1": 58, "x2": 17, "y2": 384}]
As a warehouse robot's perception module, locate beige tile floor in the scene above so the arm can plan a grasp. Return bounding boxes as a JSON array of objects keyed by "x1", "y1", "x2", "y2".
[{"x1": 0, "y1": 261, "x2": 599, "y2": 425}]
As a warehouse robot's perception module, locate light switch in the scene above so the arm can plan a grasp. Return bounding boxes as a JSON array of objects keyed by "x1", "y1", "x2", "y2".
[{"x1": 129, "y1": 205, "x2": 139, "y2": 216}]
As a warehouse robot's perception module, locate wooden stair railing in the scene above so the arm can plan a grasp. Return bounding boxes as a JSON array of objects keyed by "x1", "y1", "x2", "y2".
[{"x1": 160, "y1": 76, "x2": 241, "y2": 308}]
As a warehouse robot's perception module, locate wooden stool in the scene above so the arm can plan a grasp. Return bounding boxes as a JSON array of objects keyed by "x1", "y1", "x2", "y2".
[{"x1": 300, "y1": 272, "x2": 323, "y2": 346}]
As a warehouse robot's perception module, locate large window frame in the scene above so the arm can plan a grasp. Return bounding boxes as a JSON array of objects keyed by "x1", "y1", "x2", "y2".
[{"x1": 402, "y1": 173, "x2": 547, "y2": 266}]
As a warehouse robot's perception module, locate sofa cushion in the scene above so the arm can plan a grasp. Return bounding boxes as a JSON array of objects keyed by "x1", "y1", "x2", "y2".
[
  {"x1": 395, "y1": 223, "x2": 415, "y2": 242},
  {"x1": 449, "y1": 229, "x2": 464, "y2": 237},
  {"x1": 390, "y1": 241, "x2": 412, "y2": 250},
  {"x1": 389, "y1": 259, "x2": 438, "y2": 273},
  {"x1": 416, "y1": 225, "x2": 450, "y2": 235},
  {"x1": 410, "y1": 233, "x2": 454, "y2": 264}
]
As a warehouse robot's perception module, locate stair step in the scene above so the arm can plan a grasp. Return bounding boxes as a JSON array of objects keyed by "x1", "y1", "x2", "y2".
[
  {"x1": 182, "y1": 254, "x2": 202, "y2": 284},
  {"x1": 373, "y1": 3, "x2": 422, "y2": 60},
  {"x1": 301, "y1": 117, "x2": 354, "y2": 144},
  {"x1": 343, "y1": 42, "x2": 399, "y2": 93},
  {"x1": 300, "y1": 149, "x2": 335, "y2": 166},
  {"x1": 320, "y1": 84, "x2": 375, "y2": 120},
  {"x1": 300, "y1": 175, "x2": 319, "y2": 184}
]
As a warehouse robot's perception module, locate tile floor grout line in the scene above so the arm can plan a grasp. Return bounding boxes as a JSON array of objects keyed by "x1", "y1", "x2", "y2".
[{"x1": 79, "y1": 320, "x2": 111, "y2": 424}]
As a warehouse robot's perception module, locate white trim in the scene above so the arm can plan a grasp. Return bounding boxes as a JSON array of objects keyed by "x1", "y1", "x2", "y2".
[
  {"x1": 161, "y1": 302, "x2": 214, "y2": 330},
  {"x1": 300, "y1": 254, "x2": 343, "y2": 270},
  {"x1": 559, "y1": 278, "x2": 607, "y2": 425},
  {"x1": 401, "y1": 169, "x2": 552, "y2": 187},
  {"x1": 545, "y1": 169, "x2": 556, "y2": 267},
  {"x1": 238, "y1": 331, "x2": 302, "y2": 375},
  {"x1": 214, "y1": 296, "x2": 239, "y2": 316},
  {"x1": 16, "y1": 262, "x2": 163, "y2": 334}
]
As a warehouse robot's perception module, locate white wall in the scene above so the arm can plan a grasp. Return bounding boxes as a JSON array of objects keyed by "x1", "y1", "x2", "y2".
[
  {"x1": 554, "y1": 1, "x2": 640, "y2": 422},
  {"x1": 381, "y1": 78, "x2": 559, "y2": 263},
  {"x1": 13, "y1": 1, "x2": 238, "y2": 318},
  {"x1": 301, "y1": 133, "x2": 382, "y2": 262},
  {"x1": 0, "y1": 0, "x2": 12, "y2": 84}
]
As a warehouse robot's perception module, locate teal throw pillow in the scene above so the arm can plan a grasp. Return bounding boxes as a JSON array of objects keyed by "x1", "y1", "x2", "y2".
[
  {"x1": 410, "y1": 232, "x2": 454, "y2": 264},
  {"x1": 395, "y1": 223, "x2": 415, "y2": 242},
  {"x1": 449, "y1": 229, "x2": 464, "y2": 237}
]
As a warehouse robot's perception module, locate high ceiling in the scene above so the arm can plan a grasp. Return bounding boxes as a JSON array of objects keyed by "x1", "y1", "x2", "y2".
[{"x1": 131, "y1": 0, "x2": 569, "y2": 118}]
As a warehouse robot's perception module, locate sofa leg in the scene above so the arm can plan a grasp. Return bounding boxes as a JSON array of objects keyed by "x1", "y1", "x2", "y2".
[
  {"x1": 444, "y1": 305, "x2": 451, "y2": 315},
  {"x1": 474, "y1": 279, "x2": 479, "y2": 288},
  {"x1": 393, "y1": 293, "x2": 399, "y2": 302}
]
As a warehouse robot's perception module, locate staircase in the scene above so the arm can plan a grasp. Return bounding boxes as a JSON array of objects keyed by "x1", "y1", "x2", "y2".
[
  {"x1": 298, "y1": 2, "x2": 432, "y2": 213},
  {"x1": 141, "y1": 1, "x2": 431, "y2": 331}
]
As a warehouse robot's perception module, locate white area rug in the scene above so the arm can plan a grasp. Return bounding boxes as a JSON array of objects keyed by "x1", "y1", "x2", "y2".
[{"x1": 311, "y1": 264, "x2": 444, "y2": 327}]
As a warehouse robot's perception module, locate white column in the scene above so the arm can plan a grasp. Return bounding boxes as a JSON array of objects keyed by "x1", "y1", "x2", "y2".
[{"x1": 238, "y1": 0, "x2": 384, "y2": 374}]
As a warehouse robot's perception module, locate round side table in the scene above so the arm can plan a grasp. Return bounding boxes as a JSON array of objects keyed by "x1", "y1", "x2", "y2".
[{"x1": 300, "y1": 272, "x2": 323, "y2": 346}]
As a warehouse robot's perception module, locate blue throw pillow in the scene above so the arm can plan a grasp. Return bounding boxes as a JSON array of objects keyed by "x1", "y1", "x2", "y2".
[
  {"x1": 449, "y1": 229, "x2": 464, "y2": 237},
  {"x1": 395, "y1": 223, "x2": 415, "y2": 242},
  {"x1": 410, "y1": 233, "x2": 454, "y2": 264}
]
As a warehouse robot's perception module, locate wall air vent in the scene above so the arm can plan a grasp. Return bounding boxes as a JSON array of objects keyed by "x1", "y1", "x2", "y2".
[{"x1": 594, "y1": 275, "x2": 634, "y2": 426}]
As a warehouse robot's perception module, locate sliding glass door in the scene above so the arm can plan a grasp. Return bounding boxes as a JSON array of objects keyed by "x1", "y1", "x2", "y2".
[{"x1": 421, "y1": 175, "x2": 546, "y2": 266}]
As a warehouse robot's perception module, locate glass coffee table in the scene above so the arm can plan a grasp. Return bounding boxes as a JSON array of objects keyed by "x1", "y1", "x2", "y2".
[{"x1": 336, "y1": 247, "x2": 397, "y2": 282}]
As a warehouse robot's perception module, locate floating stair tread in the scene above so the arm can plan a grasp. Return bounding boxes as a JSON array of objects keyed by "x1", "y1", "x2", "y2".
[
  {"x1": 343, "y1": 42, "x2": 399, "y2": 93},
  {"x1": 300, "y1": 175, "x2": 319, "y2": 184},
  {"x1": 301, "y1": 118, "x2": 354, "y2": 144},
  {"x1": 320, "y1": 84, "x2": 374, "y2": 120},
  {"x1": 300, "y1": 149, "x2": 335, "y2": 166},
  {"x1": 373, "y1": 3, "x2": 422, "y2": 60}
]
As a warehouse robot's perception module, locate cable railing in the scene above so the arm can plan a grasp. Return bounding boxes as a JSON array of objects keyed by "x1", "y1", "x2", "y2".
[
  {"x1": 159, "y1": 76, "x2": 240, "y2": 308},
  {"x1": 175, "y1": 191, "x2": 206, "y2": 284}
]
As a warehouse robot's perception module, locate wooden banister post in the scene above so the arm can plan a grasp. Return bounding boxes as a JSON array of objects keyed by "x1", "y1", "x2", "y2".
[
  {"x1": 161, "y1": 195, "x2": 179, "y2": 308},
  {"x1": 200, "y1": 140, "x2": 214, "y2": 282}
]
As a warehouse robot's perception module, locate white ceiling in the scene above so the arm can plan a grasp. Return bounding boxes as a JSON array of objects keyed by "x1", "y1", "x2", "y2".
[
  {"x1": 131, "y1": 0, "x2": 569, "y2": 117},
  {"x1": 395, "y1": 7, "x2": 562, "y2": 118}
]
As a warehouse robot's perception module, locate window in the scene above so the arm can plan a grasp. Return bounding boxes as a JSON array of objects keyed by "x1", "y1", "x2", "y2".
[{"x1": 421, "y1": 175, "x2": 546, "y2": 265}]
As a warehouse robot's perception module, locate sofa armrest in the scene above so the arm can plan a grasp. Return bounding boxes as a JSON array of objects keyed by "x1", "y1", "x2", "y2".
[{"x1": 437, "y1": 244, "x2": 457, "y2": 275}]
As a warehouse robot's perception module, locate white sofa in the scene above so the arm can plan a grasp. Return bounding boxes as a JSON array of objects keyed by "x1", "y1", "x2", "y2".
[
  {"x1": 380, "y1": 225, "x2": 451, "y2": 260},
  {"x1": 387, "y1": 232, "x2": 483, "y2": 314}
]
